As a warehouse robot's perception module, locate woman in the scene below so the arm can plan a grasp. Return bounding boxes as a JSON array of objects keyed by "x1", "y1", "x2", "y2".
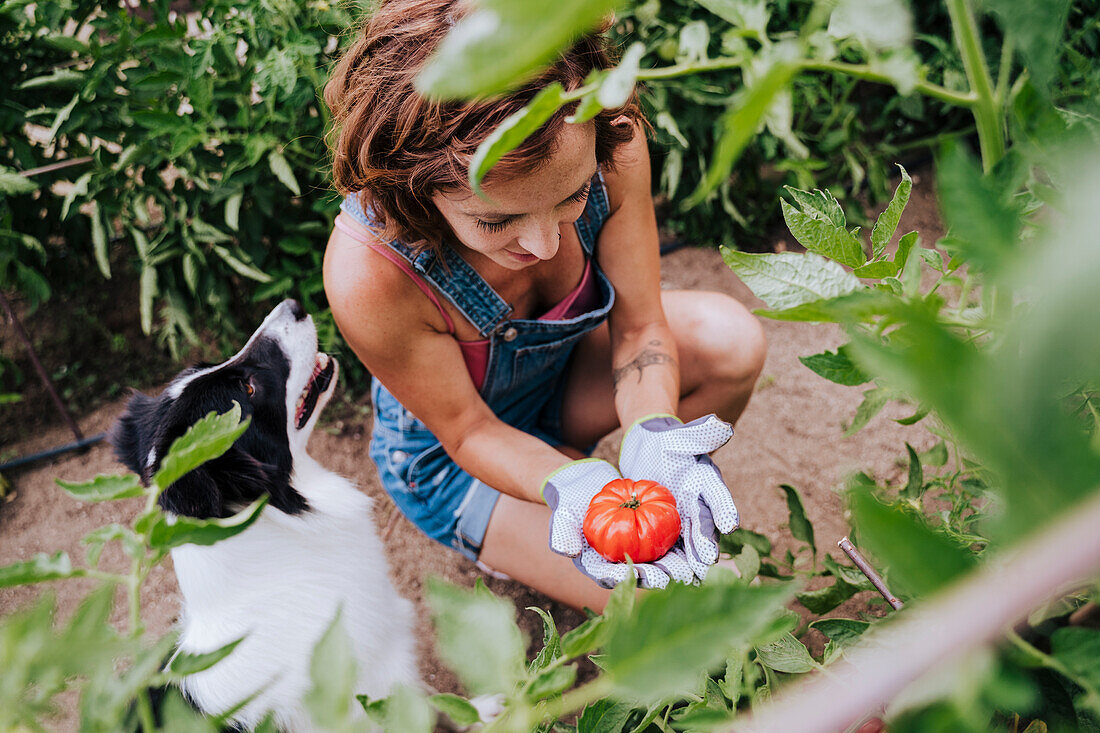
[{"x1": 322, "y1": 0, "x2": 766, "y2": 612}]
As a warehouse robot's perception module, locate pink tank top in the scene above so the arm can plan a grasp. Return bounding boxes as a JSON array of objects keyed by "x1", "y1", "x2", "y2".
[{"x1": 334, "y1": 215, "x2": 601, "y2": 390}]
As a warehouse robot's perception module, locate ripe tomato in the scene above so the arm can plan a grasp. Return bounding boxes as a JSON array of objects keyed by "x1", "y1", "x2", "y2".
[{"x1": 583, "y1": 478, "x2": 681, "y2": 563}]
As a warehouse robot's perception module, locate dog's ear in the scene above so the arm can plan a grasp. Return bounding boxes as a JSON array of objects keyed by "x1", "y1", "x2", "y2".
[
  {"x1": 159, "y1": 467, "x2": 224, "y2": 519},
  {"x1": 110, "y1": 390, "x2": 160, "y2": 481}
]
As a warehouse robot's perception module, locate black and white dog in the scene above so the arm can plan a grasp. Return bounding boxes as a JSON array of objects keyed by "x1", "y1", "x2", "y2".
[{"x1": 112, "y1": 299, "x2": 417, "y2": 731}]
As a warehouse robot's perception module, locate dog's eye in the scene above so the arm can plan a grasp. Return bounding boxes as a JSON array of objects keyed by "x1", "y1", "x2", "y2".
[{"x1": 244, "y1": 380, "x2": 255, "y2": 397}]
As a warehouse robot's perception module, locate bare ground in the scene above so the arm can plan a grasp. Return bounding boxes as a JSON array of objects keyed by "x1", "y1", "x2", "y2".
[{"x1": 0, "y1": 170, "x2": 946, "y2": 728}]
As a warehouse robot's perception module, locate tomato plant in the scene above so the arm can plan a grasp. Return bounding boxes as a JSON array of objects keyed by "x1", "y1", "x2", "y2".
[{"x1": 583, "y1": 478, "x2": 681, "y2": 563}]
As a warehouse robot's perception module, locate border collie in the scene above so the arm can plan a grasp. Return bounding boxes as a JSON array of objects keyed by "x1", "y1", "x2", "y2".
[{"x1": 111, "y1": 299, "x2": 417, "y2": 731}]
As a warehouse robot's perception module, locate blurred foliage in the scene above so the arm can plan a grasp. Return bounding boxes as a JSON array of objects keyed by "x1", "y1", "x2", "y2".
[
  {"x1": 612, "y1": 0, "x2": 1100, "y2": 250},
  {"x1": 0, "y1": 0, "x2": 354, "y2": 364}
]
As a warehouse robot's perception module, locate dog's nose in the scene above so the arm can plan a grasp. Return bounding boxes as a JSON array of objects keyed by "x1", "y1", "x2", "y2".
[{"x1": 285, "y1": 300, "x2": 307, "y2": 321}]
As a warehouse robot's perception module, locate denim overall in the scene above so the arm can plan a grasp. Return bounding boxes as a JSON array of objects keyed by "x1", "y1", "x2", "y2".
[{"x1": 340, "y1": 170, "x2": 615, "y2": 560}]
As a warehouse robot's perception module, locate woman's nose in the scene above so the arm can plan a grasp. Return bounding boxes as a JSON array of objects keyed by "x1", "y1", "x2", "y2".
[{"x1": 517, "y1": 222, "x2": 561, "y2": 260}]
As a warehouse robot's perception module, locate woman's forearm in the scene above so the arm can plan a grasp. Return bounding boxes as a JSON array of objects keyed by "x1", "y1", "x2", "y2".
[
  {"x1": 446, "y1": 418, "x2": 576, "y2": 503},
  {"x1": 611, "y1": 321, "x2": 680, "y2": 427}
]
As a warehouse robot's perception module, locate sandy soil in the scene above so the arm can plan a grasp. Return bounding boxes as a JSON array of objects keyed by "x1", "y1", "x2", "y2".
[{"x1": 0, "y1": 170, "x2": 945, "y2": 728}]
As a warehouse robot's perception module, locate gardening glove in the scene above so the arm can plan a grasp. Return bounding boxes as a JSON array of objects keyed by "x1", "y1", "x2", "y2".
[
  {"x1": 541, "y1": 458, "x2": 695, "y2": 589},
  {"x1": 619, "y1": 414, "x2": 739, "y2": 581}
]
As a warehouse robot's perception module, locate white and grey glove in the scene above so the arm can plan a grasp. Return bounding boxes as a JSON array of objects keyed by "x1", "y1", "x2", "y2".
[
  {"x1": 619, "y1": 414, "x2": 739, "y2": 581},
  {"x1": 541, "y1": 458, "x2": 694, "y2": 589}
]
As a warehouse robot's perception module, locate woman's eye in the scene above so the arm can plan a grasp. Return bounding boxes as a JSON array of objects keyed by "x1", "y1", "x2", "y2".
[
  {"x1": 565, "y1": 183, "x2": 591, "y2": 205},
  {"x1": 476, "y1": 219, "x2": 510, "y2": 233}
]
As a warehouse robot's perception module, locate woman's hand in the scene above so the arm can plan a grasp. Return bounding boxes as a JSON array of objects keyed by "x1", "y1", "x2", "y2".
[{"x1": 619, "y1": 414, "x2": 739, "y2": 581}]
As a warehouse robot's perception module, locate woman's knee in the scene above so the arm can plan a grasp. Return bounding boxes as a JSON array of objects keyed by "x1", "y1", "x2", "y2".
[{"x1": 667, "y1": 291, "x2": 767, "y2": 387}]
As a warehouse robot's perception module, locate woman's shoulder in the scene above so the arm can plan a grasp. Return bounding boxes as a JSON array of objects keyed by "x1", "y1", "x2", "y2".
[{"x1": 324, "y1": 215, "x2": 448, "y2": 346}]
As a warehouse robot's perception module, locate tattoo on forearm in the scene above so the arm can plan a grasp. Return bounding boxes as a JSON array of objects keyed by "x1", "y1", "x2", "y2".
[{"x1": 612, "y1": 340, "x2": 677, "y2": 388}]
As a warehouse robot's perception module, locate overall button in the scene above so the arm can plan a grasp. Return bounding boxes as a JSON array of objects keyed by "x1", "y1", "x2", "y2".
[
  {"x1": 391, "y1": 450, "x2": 408, "y2": 463},
  {"x1": 502, "y1": 327, "x2": 518, "y2": 341}
]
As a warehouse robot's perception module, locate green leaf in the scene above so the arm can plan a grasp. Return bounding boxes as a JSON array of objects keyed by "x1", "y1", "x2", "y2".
[
  {"x1": 696, "y1": 0, "x2": 769, "y2": 35},
  {"x1": 798, "y1": 346, "x2": 870, "y2": 386},
  {"x1": 848, "y1": 488, "x2": 975, "y2": 597},
  {"x1": 989, "y1": 0, "x2": 1073, "y2": 93},
  {"x1": 901, "y1": 443, "x2": 924, "y2": 499},
  {"x1": 733, "y1": 543, "x2": 760, "y2": 583},
  {"x1": 165, "y1": 638, "x2": 244, "y2": 678},
  {"x1": 721, "y1": 249, "x2": 862, "y2": 311},
  {"x1": 416, "y1": 0, "x2": 621, "y2": 99},
  {"x1": 211, "y1": 245, "x2": 273, "y2": 283},
  {"x1": 935, "y1": 141, "x2": 1021, "y2": 275},
  {"x1": 267, "y1": 150, "x2": 300, "y2": 196},
  {"x1": 892, "y1": 231, "x2": 918, "y2": 266},
  {"x1": 0, "y1": 552, "x2": 83, "y2": 588},
  {"x1": 153, "y1": 404, "x2": 250, "y2": 491},
  {"x1": 468, "y1": 83, "x2": 565, "y2": 196},
  {"x1": 779, "y1": 484, "x2": 815, "y2": 555},
  {"x1": 527, "y1": 605, "x2": 561, "y2": 671},
  {"x1": 718, "y1": 528, "x2": 772, "y2": 557},
  {"x1": 146, "y1": 496, "x2": 268, "y2": 550},
  {"x1": 17, "y1": 69, "x2": 84, "y2": 90},
  {"x1": 783, "y1": 187, "x2": 846, "y2": 228},
  {"x1": 577, "y1": 699, "x2": 633, "y2": 733},
  {"x1": 603, "y1": 582, "x2": 794, "y2": 700},
  {"x1": 527, "y1": 663, "x2": 577, "y2": 701},
  {"x1": 795, "y1": 577, "x2": 861, "y2": 614},
  {"x1": 560, "y1": 615, "x2": 606, "y2": 658},
  {"x1": 755, "y1": 288, "x2": 895, "y2": 323},
  {"x1": 810, "y1": 618, "x2": 870, "y2": 648},
  {"x1": 56, "y1": 473, "x2": 144, "y2": 502},
  {"x1": 1050, "y1": 627, "x2": 1100, "y2": 694},
  {"x1": 382, "y1": 684, "x2": 433, "y2": 733},
  {"x1": 82, "y1": 524, "x2": 143, "y2": 566},
  {"x1": 684, "y1": 60, "x2": 798, "y2": 208},
  {"x1": 781, "y1": 199, "x2": 865, "y2": 268},
  {"x1": 755, "y1": 633, "x2": 818, "y2": 673},
  {"x1": 46, "y1": 94, "x2": 78, "y2": 144},
  {"x1": 603, "y1": 568, "x2": 637, "y2": 625},
  {"x1": 852, "y1": 259, "x2": 899, "y2": 279},
  {"x1": 871, "y1": 165, "x2": 912, "y2": 257},
  {"x1": 428, "y1": 694, "x2": 482, "y2": 726},
  {"x1": 597, "y1": 42, "x2": 645, "y2": 108},
  {"x1": 304, "y1": 609, "x2": 359, "y2": 731},
  {"x1": 0, "y1": 167, "x2": 37, "y2": 196},
  {"x1": 225, "y1": 192, "x2": 243, "y2": 232},
  {"x1": 140, "y1": 264, "x2": 157, "y2": 335},
  {"x1": 844, "y1": 388, "x2": 891, "y2": 437},
  {"x1": 720, "y1": 652, "x2": 744, "y2": 706},
  {"x1": 427, "y1": 578, "x2": 526, "y2": 694},
  {"x1": 89, "y1": 206, "x2": 111, "y2": 279}
]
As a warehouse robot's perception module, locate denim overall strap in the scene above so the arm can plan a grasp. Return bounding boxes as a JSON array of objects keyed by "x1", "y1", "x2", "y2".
[{"x1": 573, "y1": 169, "x2": 611, "y2": 256}]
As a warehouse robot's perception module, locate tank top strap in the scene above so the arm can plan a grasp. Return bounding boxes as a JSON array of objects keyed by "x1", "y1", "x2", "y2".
[{"x1": 338, "y1": 195, "x2": 512, "y2": 338}]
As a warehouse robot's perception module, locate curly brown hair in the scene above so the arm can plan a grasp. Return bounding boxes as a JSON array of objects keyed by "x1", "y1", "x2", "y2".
[{"x1": 324, "y1": 0, "x2": 643, "y2": 252}]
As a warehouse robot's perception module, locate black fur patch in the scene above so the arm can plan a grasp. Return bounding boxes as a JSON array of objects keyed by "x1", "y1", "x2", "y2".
[{"x1": 111, "y1": 336, "x2": 309, "y2": 519}]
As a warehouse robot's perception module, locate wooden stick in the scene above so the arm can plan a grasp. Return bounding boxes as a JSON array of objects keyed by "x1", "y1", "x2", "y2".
[
  {"x1": 839, "y1": 537, "x2": 904, "y2": 610},
  {"x1": 0, "y1": 290, "x2": 84, "y2": 442}
]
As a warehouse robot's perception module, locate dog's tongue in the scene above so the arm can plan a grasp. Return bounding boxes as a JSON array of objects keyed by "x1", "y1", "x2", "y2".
[{"x1": 296, "y1": 354, "x2": 334, "y2": 429}]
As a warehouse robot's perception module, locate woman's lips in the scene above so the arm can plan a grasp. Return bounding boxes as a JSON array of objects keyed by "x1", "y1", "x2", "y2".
[{"x1": 505, "y1": 249, "x2": 538, "y2": 263}]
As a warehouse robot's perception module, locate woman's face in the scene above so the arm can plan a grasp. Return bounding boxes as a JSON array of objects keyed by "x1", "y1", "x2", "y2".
[{"x1": 432, "y1": 122, "x2": 598, "y2": 271}]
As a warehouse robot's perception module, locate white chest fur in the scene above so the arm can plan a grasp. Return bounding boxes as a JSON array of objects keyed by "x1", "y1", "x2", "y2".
[{"x1": 169, "y1": 456, "x2": 416, "y2": 732}]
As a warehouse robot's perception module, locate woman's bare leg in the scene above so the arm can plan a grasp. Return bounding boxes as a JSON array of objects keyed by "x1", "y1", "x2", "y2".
[{"x1": 477, "y1": 493, "x2": 614, "y2": 613}]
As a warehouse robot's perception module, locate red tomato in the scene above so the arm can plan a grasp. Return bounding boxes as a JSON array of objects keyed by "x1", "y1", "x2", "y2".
[{"x1": 583, "y1": 478, "x2": 681, "y2": 563}]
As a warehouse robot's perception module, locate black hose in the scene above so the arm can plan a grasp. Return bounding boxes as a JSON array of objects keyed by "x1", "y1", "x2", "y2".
[{"x1": 0, "y1": 432, "x2": 107, "y2": 473}]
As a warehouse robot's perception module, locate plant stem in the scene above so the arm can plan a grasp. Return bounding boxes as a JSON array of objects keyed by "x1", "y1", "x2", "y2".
[
  {"x1": 945, "y1": 0, "x2": 1005, "y2": 170},
  {"x1": 797, "y1": 60, "x2": 976, "y2": 107}
]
